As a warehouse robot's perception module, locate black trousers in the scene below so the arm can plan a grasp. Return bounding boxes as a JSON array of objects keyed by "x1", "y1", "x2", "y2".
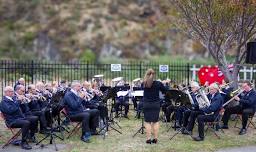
[
  {"x1": 222, "y1": 105, "x2": 255, "y2": 129},
  {"x1": 86, "y1": 109, "x2": 100, "y2": 131},
  {"x1": 32, "y1": 110, "x2": 47, "y2": 131},
  {"x1": 10, "y1": 116, "x2": 38, "y2": 142},
  {"x1": 162, "y1": 103, "x2": 175, "y2": 122},
  {"x1": 69, "y1": 112, "x2": 90, "y2": 135},
  {"x1": 182, "y1": 109, "x2": 192, "y2": 127},
  {"x1": 187, "y1": 110, "x2": 204, "y2": 131},
  {"x1": 115, "y1": 98, "x2": 129, "y2": 115},
  {"x1": 197, "y1": 114, "x2": 215, "y2": 138}
]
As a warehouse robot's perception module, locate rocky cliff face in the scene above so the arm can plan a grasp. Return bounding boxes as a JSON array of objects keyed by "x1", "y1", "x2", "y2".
[{"x1": 0, "y1": 0, "x2": 206, "y2": 61}]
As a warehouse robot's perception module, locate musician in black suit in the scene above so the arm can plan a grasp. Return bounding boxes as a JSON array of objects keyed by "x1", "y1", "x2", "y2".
[
  {"x1": 181, "y1": 81, "x2": 200, "y2": 131},
  {"x1": 114, "y1": 85, "x2": 130, "y2": 118},
  {"x1": 222, "y1": 81, "x2": 256, "y2": 135},
  {"x1": 15, "y1": 85, "x2": 49, "y2": 134},
  {"x1": 192, "y1": 83, "x2": 223, "y2": 141},
  {"x1": 63, "y1": 80, "x2": 99, "y2": 143},
  {"x1": 14, "y1": 77, "x2": 25, "y2": 91},
  {"x1": 143, "y1": 69, "x2": 167, "y2": 144},
  {"x1": 0, "y1": 86, "x2": 38, "y2": 150}
]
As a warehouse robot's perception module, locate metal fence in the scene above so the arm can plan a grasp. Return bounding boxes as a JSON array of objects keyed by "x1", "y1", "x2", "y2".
[{"x1": 0, "y1": 60, "x2": 191, "y2": 96}]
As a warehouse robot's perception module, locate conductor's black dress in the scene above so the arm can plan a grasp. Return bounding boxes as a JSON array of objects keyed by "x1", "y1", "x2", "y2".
[{"x1": 143, "y1": 81, "x2": 167, "y2": 122}]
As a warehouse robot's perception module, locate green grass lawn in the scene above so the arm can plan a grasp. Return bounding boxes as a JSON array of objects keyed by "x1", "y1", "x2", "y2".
[{"x1": 1, "y1": 112, "x2": 256, "y2": 152}]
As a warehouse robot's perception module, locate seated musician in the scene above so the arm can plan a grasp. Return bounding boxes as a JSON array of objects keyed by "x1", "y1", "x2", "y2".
[
  {"x1": 183, "y1": 83, "x2": 223, "y2": 141},
  {"x1": 220, "y1": 79, "x2": 234, "y2": 104},
  {"x1": 63, "y1": 80, "x2": 99, "y2": 143},
  {"x1": 15, "y1": 85, "x2": 49, "y2": 134},
  {"x1": 222, "y1": 80, "x2": 256, "y2": 135},
  {"x1": 14, "y1": 77, "x2": 25, "y2": 91},
  {"x1": 0, "y1": 86, "x2": 38, "y2": 150},
  {"x1": 82, "y1": 81, "x2": 107, "y2": 120},
  {"x1": 114, "y1": 81, "x2": 130, "y2": 118},
  {"x1": 181, "y1": 81, "x2": 200, "y2": 131}
]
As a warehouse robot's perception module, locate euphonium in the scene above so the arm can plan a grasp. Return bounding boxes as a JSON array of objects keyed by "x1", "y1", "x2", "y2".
[
  {"x1": 196, "y1": 88, "x2": 211, "y2": 109},
  {"x1": 184, "y1": 88, "x2": 194, "y2": 105}
]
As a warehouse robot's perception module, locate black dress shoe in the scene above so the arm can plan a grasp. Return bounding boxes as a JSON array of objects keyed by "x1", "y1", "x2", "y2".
[
  {"x1": 146, "y1": 139, "x2": 151, "y2": 144},
  {"x1": 193, "y1": 136, "x2": 204, "y2": 141},
  {"x1": 239, "y1": 129, "x2": 247, "y2": 135},
  {"x1": 151, "y1": 138, "x2": 158, "y2": 144},
  {"x1": 221, "y1": 125, "x2": 229, "y2": 129},
  {"x1": 81, "y1": 136, "x2": 91, "y2": 143},
  {"x1": 21, "y1": 142, "x2": 32, "y2": 150}
]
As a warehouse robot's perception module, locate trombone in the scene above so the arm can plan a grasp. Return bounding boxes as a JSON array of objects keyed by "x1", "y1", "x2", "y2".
[{"x1": 222, "y1": 88, "x2": 244, "y2": 107}]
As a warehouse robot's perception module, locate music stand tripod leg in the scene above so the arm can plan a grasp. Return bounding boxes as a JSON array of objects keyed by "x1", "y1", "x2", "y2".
[
  {"x1": 169, "y1": 127, "x2": 193, "y2": 140},
  {"x1": 132, "y1": 114, "x2": 145, "y2": 138}
]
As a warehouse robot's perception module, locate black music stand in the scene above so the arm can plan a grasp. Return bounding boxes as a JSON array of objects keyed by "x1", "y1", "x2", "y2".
[
  {"x1": 165, "y1": 90, "x2": 186, "y2": 131},
  {"x1": 36, "y1": 98, "x2": 64, "y2": 151},
  {"x1": 132, "y1": 94, "x2": 144, "y2": 137},
  {"x1": 114, "y1": 85, "x2": 130, "y2": 118},
  {"x1": 98, "y1": 87, "x2": 122, "y2": 138},
  {"x1": 167, "y1": 90, "x2": 193, "y2": 140}
]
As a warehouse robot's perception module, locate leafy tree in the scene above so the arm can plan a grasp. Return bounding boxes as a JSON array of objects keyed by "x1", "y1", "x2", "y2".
[{"x1": 168, "y1": 0, "x2": 256, "y2": 87}]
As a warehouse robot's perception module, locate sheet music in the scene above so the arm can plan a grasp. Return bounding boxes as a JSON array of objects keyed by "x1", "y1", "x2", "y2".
[
  {"x1": 117, "y1": 91, "x2": 129, "y2": 97},
  {"x1": 131, "y1": 90, "x2": 144, "y2": 97}
]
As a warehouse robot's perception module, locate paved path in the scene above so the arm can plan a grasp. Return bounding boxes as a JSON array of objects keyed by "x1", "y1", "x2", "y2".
[
  {"x1": 0, "y1": 144, "x2": 67, "y2": 152},
  {"x1": 216, "y1": 146, "x2": 256, "y2": 152}
]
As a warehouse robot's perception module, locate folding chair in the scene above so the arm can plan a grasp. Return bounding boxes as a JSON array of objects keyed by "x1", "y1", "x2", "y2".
[
  {"x1": 0, "y1": 112, "x2": 22, "y2": 148},
  {"x1": 60, "y1": 108, "x2": 82, "y2": 139},
  {"x1": 205, "y1": 109, "x2": 225, "y2": 139},
  {"x1": 234, "y1": 114, "x2": 256, "y2": 129}
]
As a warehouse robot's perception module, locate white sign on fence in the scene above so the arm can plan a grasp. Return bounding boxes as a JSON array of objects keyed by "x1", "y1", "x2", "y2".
[
  {"x1": 111, "y1": 64, "x2": 122, "y2": 71},
  {"x1": 159, "y1": 65, "x2": 169, "y2": 72}
]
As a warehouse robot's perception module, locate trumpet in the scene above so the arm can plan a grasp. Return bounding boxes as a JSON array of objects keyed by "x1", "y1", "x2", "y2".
[{"x1": 18, "y1": 94, "x2": 31, "y2": 104}]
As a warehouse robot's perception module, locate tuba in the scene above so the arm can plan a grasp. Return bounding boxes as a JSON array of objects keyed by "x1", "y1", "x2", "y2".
[{"x1": 196, "y1": 88, "x2": 211, "y2": 109}]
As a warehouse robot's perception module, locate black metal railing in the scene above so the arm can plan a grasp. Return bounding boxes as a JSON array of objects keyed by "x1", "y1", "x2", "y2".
[{"x1": 0, "y1": 60, "x2": 191, "y2": 96}]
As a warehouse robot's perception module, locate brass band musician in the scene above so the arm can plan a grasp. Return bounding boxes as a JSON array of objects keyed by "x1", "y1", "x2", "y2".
[{"x1": 221, "y1": 80, "x2": 256, "y2": 135}]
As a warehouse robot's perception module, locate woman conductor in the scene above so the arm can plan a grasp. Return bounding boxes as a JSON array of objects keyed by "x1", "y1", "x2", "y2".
[{"x1": 143, "y1": 69, "x2": 167, "y2": 144}]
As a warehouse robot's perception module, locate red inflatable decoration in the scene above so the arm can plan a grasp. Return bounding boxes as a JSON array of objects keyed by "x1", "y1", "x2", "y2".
[{"x1": 197, "y1": 66, "x2": 225, "y2": 85}]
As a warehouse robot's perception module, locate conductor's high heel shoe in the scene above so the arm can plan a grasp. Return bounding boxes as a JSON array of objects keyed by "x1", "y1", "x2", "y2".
[
  {"x1": 146, "y1": 139, "x2": 151, "y2": 144},
  {"x1": 151, "y1": 138, "x2": 158, "y2": 144}
]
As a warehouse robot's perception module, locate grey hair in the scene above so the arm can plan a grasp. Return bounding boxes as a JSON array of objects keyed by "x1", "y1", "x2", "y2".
[
  {"x1": 71, "y1": 80, "x2": 81, "y2": 88},
  {"x1": 15, "y1": 85, "x2": 24, "y2": 91},
  {"x1": 4, "y1": 86, "x2": 13, "y2": 93}
]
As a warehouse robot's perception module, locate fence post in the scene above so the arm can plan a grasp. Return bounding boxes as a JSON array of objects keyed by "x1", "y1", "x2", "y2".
[
  {"x1": 139, "y1": 61, "x2": 142, "y2": 78},
  {"x1": 86, "y1": 61, "x2": 89, "y2": 81},
  {"x1": 31, "y1": 60, "x2": 34, "y2": 84},
  {"x1": 187, "y1": 63, "x2": 190, "y2": 85}
]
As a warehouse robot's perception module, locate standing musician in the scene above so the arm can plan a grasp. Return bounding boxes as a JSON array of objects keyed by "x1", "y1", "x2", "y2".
[
  {"x1": 63, "y1": 80, "x2": 99, "y2": 143},
  {"x1": 222, "y1": 80, "x2": 256, "y2": 135},
  {"x1": 0, "y1": 86, "x2": 38, "y2": 150},
  {"x1": 15, "y1": 85, "x2": 49, "y2": 134},
  {"x1": 143, "y1": 69, "x2": 167, "y2": 144},
  {"x1": 182, "y1": 83, "x2": 223, "y2": 141}
]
